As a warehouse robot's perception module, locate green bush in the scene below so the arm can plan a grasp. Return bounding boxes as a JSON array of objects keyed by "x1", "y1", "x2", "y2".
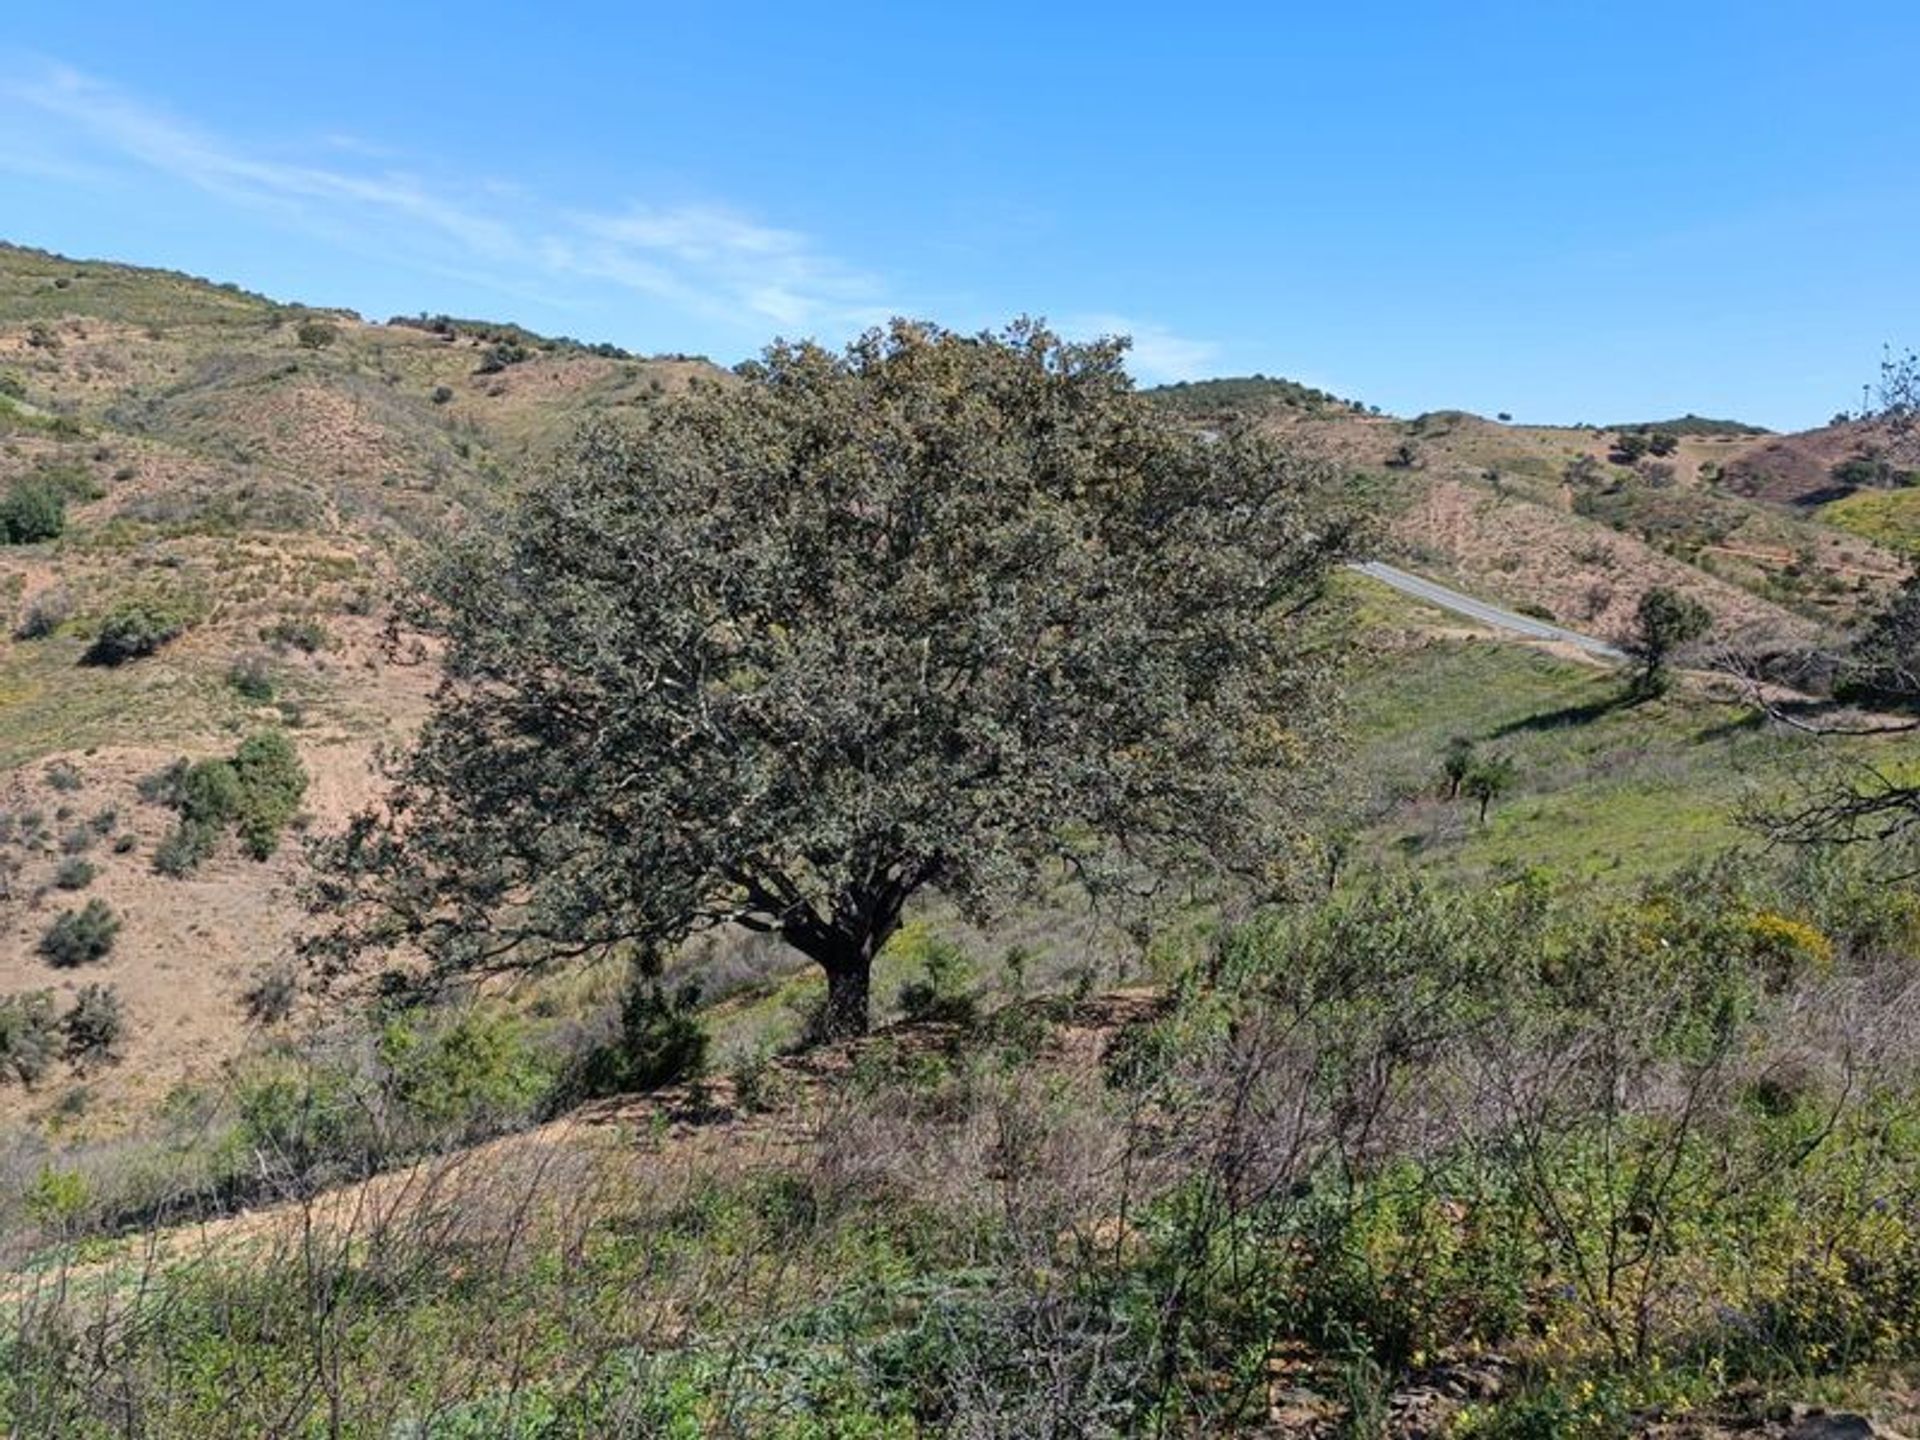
[
  {"x1": 892, "y1": 924, "x2": 979, "y2": 1025},
  {"x1": 150, "y1": 734, "x2": 307, "y2": 874},
  {"x1": 573, "y1": 969, "x2": 709, "y2": 1098},
  {"x1": 14, "y1": 585, "x2": 72, "y2": 639},
  {"x1": 62, "y1": 983, "x2": 123, "y2": 1064},
  {"x1": 38, "y1": 899, "x2": 120, "y2": 967},
  {"x1": 231, "y1": 730, "x2": 307, "y2": 858},
  {"x1": 380, "y1": 1009, "x2": 552, "y2": 1137},
  {"x1": 228, "y1": 652, "x2": 276, "y2": 701},
  {"x1": 53, "y1": 856, "x2": 96, "y2": 890},
  {"x1": 261, "y1": 615, "x2": 329, "y2": 652},
  {"x1": 0, "y1": 477, "x2": 66, "y2": 543},
  {"x1": 295, "y1": 318, "x2": 338, "y2": 350},
  {"x1": 0, "y1": 990, "x2": 58, "y2": 1084},
  {"x1": 84, "y1": 599, "x2": 191, "y2": 665},
  {"x1": 152, "y1": 822, "x2": 218, "y2": 877}
]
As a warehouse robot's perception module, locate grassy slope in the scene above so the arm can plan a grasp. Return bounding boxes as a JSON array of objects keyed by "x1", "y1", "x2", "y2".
[{"x1": 1341, "y1": 577, "x2": 1919, "y2": 887}]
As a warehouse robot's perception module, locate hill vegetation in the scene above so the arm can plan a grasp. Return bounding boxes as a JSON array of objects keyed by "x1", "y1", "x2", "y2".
[{"x1": 6, "y1": 244, "x2": 1920, "y2": 1436}]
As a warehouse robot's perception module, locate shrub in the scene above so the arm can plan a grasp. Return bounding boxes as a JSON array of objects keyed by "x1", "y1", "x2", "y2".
[
  {"x1": 231, "y1": 730, "x2": 307, "y2": 858},
  {"x1": 152, "y1": 823, "x2": 217, "y2": 877},
  {"x1": 0, "y1": 478, "x2": 66, "y2": 543},
  {"x1": 228, "y1": 652, "x2": 276, "y2": 702},
  {"x1": 474, "y1": 339, "x2": 530, "y2": 374},
  {"x1": 1611, "y1": 431, "x2": 1651, "y2": 463},
  {"x1": 244, "y1": 965, "x2": 298, "y2": 1024},
  {"x1": 137, "y1": 758, "x2": 191, "y2": 807},
  {"x1": 261, "y1": 615, "x2": 329, "y2": 653},
  {"x1": 0, "y1": 990, "x2": 58, "y2": 1083},
  {"x1": 380, "y1": 1009, "x2": 552, "y2": 1137},
  {"x1": 53, "y1": 857, "x2": 96, "y2": 890},
  {"x1": 84, "y1": 599, "x2": 191, "y2": 665},
  {"x1": 150, "y1": 734, "x2": 305, "y2": 872},
  {"x1": 295, "y1": 318, "x2": 338, "y2": 350},
  {"x1": 574, "y1": 969, "x2": 708, "y2": 1098},
  {"x1": 62, "y1": 983, "x2": 123, "y2": 1063},
  {"x1": 180, "y1": 758, "x2": 243, "y2": 827},
  {"x1": 39, "y1": 899, "x2": 120, "y2": 967},
  {"x1": 430, "y1": 385, "x2": 454, "y2": 405},
  {"x1": 892, "y1": 924, "x2": 979, "y2": 1026},
  {"x1": 14, "y1": 585, "x2": 73, "y2": 639}
]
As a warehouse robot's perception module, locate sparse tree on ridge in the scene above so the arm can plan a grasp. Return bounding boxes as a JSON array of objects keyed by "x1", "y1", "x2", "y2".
[{"x1": 308, "y1": 320, "x2": 1357, "y2": 1038}]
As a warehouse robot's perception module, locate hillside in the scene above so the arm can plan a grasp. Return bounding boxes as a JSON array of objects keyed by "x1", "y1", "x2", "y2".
[
  {"x1": 0, "y1": 242, "x2": 723, "y2": 1124},
  {"x1": 6, "y1": 255, "x2": 1919, "y2": 1133},
  {"x1": 7, "y1": 250, "x2": 1920, "y2": 1438}
]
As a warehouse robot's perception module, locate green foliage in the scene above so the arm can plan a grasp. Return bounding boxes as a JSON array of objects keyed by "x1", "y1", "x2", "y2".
[
  {"x1": 1601, "y1": 414, "x2": 1769, "y2": 438},
  {"x1": 62, "y1": 982, "x2": 123, "y2": 1063},
  {"x1": 890, "y1": 923, "x2": 979, "y2": 1025},
  {"x1": 571, "y1": 966, "x2": 710, "y2": 1099},
  {"x1": 23, "y1": 1165, "x2": 89, "y2": 1229},
  {"x1": 1610, "y1": 430, "x2": 1650, "y2": 463},
  {"x1": 1462, "y1": 752, "x2": 1516, "y2": 821},
  {"x1": 227, "y1": 652, "x2": 276, "y2": 701},
  {"x1": 230, "y1": 729, "x2": 306, "y2": 858},
  {"x1": 1624, "y1": 585, "x2": 1712, "y2": 697},
  {"x1": 53, "y1": 856, "x2": 96, "y2": 890},
  {"x1": 1441, "y1": 734, "x2": 1476, "y2": 799},
  {"x1": 379, "y1": 1008, "x2": 551, "y2": 1137},
  {"x1": 152, "y1": 731, "x2": 306, "y2": 873},
  {"x1": 259, "y1": 614, "x2": 329, "y2": 652},
  {"x1": 83, "y1": 597, "x2": 192, "y2": 665},
  {"x1": 294, "y1": 317, "x2": 338, "y2": 349},
  {"x1": 313, "y1": 320, "x2": 1353, "y2": 1038},
  {"x1": 38, "y1": 898, "x2": 120, "y2": 967},
  {"x1": 1145, "y1": 372, "x2": 1352, "y2": 416},
  {"x1": 0, "y1": 476, "x2": 66, "y2": 543},
  {"x1": 0, "y1": 989, "x2": 58, "y2": 1083}
]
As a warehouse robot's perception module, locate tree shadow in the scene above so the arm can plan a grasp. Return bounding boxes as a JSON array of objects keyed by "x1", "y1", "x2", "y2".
[{"x1": 1489, "y1": 693, "x2": 1631, "y2": 737}]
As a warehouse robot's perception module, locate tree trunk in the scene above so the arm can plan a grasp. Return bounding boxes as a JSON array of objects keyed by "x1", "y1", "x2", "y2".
[{"x1": 819, "y1": 958, "x2": 872, "y2": 1041}]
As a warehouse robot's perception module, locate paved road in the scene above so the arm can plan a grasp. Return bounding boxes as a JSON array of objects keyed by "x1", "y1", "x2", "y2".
[{"x1": 1350, "y1": 560, "x2": 1627, "y2": 662}]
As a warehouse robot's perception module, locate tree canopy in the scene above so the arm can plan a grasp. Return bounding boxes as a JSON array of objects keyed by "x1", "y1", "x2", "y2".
[
  {"x1": 309, "y1": 320, "x2": 1356, "y2": 1036},
  {"x1": 1623, "y1": 586, "x2": 1711, "y2": 697}
]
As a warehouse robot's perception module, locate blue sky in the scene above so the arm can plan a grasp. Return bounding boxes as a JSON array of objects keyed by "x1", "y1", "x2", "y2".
[{"x1": 3, "y1": 3, "x2": 1915, "y2": 429}]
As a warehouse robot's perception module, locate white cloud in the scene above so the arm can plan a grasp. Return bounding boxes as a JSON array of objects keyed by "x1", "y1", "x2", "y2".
[
  {"x1": 1065, "y1": 312, "x2": 1220, "y2": 384},
  {"x1": 556, "y1": 203, "x2": 887, "y2": 330},
  {"x1": 0, "y1": 60, "x2": 889, "y2": 337},
  {"x1": 0, "y1": 60, "x2": 1222, "y2": 374}
]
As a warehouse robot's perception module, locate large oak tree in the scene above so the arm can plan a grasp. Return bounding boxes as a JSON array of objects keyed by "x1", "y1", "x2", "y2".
[{"x1": 309, "y1": 321, "x2": 1355, "y2": 1036}]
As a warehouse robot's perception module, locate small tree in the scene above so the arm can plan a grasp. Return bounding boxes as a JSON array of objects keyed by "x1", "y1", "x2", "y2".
[
  {"x1": 1623, "y1": 586, "x2": 1711, "y2": 698},
  {"x1": 1441, "y1": 735, "x2": 1476, "y2": 800},
  {"x1": 1462, "y1": 755, "x2": 1515, "y2": 823},
  {"x1": 310, "y1": 320, "x2": 1355, "y2": 1038}
]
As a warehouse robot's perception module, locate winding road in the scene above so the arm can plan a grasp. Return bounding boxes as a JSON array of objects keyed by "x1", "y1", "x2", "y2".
[{"x1": 1350, "y1": 560, "x2": 1627, "y2": 662}]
